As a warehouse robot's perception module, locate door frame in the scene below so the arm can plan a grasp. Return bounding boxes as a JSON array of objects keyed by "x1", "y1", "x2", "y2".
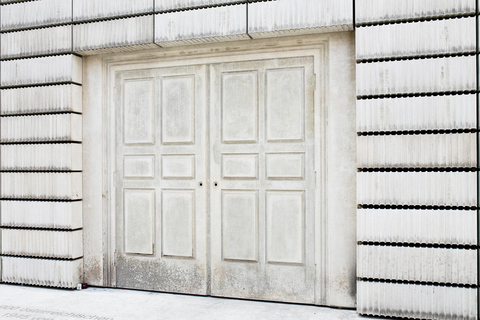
[{"x1": 101, "y1": 35, "x2": 329, "y2": 305}]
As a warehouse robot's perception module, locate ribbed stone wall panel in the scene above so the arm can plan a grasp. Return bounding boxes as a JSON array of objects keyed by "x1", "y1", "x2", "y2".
[
  {"x1": 73, "y1": 16, "x2": 156, "y2": 53},
  {"x1": 0, "y1": 201, "x2": 82, "y2": 229},
  {"x1": 355, "y1": 0, "x2": 476, "y2": 25},
  {"x1": 156, "y1": 0, "x2": 241, "y2": 12},
  {"x1": 357, "y1": 171, "x2": 477, "y2": 206},
  {"x1": 357, "y1": 281, "x2": 477, "y2": 319},
  {"x1": 73, "y1": 0, "x2": 153, "y2": 21},
  {"x1": 355, "y1": 0, "x2": 479, "y2": 318},
  {"x1": 1, "y1": 26, "x2": 72, "y2": 59},
  {"x1": 1, "y1": 85, "x2": 82, "y2": 115},
  {"x1": 248, "y1": 0, "x2": 353, "y2": 38},
  {"x1": 1, "y1": 0, "x2": 72, "y2": 31},
  {"x1": 357, "y1": 95, "x2": 476, "y2": 132},
  {"x1": 0, "y1": 0, "x2": 32, "y2": 3},
  {"x1": 358, "y1": 209, "x2": 477, "y2": 245},
  {"x1": 356, "y1": 56, "x2": 476, "y2": 96},
  {"x1": 1, "y1": 144, "x2": 82, "y2": 171},
  {"x1": 155, "y1": 5, "x2": 248, "y2": 46},
  {"x1": 357, "y1": 134, "x2": 476, "y2": 168},
  {"x1": 1, "y1": 55, "x2": 83, "y2": 87},
  {"x1": 357, "y1": 245, "x2": 477, "y2": 284},
  {"x1": 0, "y1": 114, "x2": 82, "y2": 142},
  {"x1": 356, "y1": 17, "x2": 476, "y2": 60},
  {"x1": 1, "y1": 229, "x2": 83, "y2": 259},
  {"x1": 1, "y1": 172, "x2": 83, "y2": 200},
  {"x1": 1, "y1": 257, "x2": 83, "y2": 288}
]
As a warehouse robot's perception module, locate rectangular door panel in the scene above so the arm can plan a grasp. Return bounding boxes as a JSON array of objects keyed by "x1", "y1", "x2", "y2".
[
  {"x1": 222, "y1": 190, "x2": 258, "y2": 262},
  {"x1": 162, "y1": 189, "x2": 195, "y2": 258},
  {"x1": 124, "y1": 189, "x2": 155, "y2": 255},
  {"x1": 266, "y1": 68, "x2": 305, "y2": 143},
  {"x1": 210, "y1": 57, "x2": 316, "y2": 304},
  {"x1": 161, "y1": 76, "x2": 195, "y2": 145},
  {"x1": 123, "y1": 78, "x2": 155, "y2": 145},
  {"x1": 123, "y1": 155, "x2": 155, "y2": 179},
  {"x1": 221, "y1": 71, "x2": 258, "y2": 143}
]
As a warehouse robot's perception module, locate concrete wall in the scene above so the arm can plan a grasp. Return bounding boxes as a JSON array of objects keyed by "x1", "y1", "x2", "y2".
[{"x1": 0, "y1": 0, "x2": 478, "y2": 319}]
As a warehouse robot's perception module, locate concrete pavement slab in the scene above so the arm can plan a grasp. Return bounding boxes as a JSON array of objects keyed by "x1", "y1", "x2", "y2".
[{"x1": 0, "y1": 284, "x2": 374, "y2": 320}]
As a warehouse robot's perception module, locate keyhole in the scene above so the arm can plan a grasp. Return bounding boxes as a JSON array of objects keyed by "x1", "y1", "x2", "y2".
[
  {"x1": 198, "y1": 182, "x2": 203, "y2": 187},
  {"x1": 214, "y1": 182, "x2": 218, "y2": 187}
]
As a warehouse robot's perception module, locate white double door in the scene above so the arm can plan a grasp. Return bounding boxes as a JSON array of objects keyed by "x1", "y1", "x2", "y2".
[{"x1": 114, "y1": 56, "x2": 317, "y2": 304}]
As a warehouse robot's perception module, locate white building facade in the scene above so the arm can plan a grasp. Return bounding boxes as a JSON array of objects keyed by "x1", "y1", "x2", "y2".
[{"x1": 0, "y1": 0, "x2": 477, "y2": 319}]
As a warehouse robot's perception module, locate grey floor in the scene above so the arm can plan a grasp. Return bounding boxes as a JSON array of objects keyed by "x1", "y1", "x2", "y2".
[{"x1": 0, "y1": 284, "x2": 375, "y2": 320}]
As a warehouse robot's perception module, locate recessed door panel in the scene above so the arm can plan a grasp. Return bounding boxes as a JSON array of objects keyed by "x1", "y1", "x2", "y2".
[
  {"x1": 221, "y1": 71, "x2": 258, "y2": 143},
  {"x1": 123, "y1": 79, "x2": 155, "y2": 145},
  {"x1": 266, "y1": 68, "x2": 305, "y2": 142},
  {"x1": 124, "y1": 189, "x2": 155, "y2": 255},
  {"x1": 161, "y1": 76, "x2": 195, "y2": 145},
  {"x1": 222, "y1": 190, "x2": 258, "y2": 262},
  {"x1": 210, "y1": 57, "x2": 316, "y2": 303},
  {"x1": 162, "y1": 189, "x2": 195, "y2": 258}
]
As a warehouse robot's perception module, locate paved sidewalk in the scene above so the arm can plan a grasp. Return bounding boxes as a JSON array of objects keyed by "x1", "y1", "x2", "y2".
[{"x1": 0, "y1": 284, "x2": 372, "y2": 320}]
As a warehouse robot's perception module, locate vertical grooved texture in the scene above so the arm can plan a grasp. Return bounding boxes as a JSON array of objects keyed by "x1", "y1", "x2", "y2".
[
  {"x1": 73, "y1": 16, "x2": 155, "y2": 53},
  {"x1": 357, "y1": 133, "x2": 477, "y2": 168},
  {"x1": 248, "y1": 0, "x2": 353, "y2": 37},
  {"x1": 156, "y1": 0, "x2": 241, "y2": 12},
  {"x1": 73, "y1": 0, "x2": 153, "y2": 21},
  {"x1": 355, "y1": 0, "x2": 476, "y2": 25},
  {"x1": 357, "y1": 281, "x2": 477, "y2": 319},
  {"x1": 357, "y1": 245, "x2": 477, "y2": 284},
  {"x1": 356, "y1": 0, "x2": 479, "y2": 318},
  {"x1": 0, "y1": 172, "x2": 83, "y2": 200},
  {"x1": 1, "y1": 26, "x2": 73, "y2": 59},
  {"x1": 1, "y1": 229, "x2": 83, "y2": 259},
  {"x1": 356, "y1": 95, "x2": 477, "y2": 132},
  {"x1": 356, "y1": 56, "x2": 477, "y2": 96},
  {"x1": 357, "y1": 209, "x2": 478, "y2": 245},
  {"x1": 1, "y1": 0, "x2": 72, "y2": 30},
  {"x1": 0, "y1": 201, "x2": 83, "y2": 229},
  {"x1": 1, "y1": 144, "x2": 83, "y2": 171},
  {"x1": 1, "y1": 85, "x2": 82, "y2": 115},
  {"x1": 1, "y1": 257, "x2": 83, "y2": 289},
  {"x1": 356, "y1": 17, "x2": 476, "y2": 60},
  {"x1": 357, "y1": 171, "x2": 477, "y2": 206},
  {"x1": 1, "y1": 55, "x2": 83, "y2": 87},
  {"x1": 154, "y1": 5, "x2": 249, "y2": 46},
  {"x1": 0, "y1": 114, "x2": 82, "y2": 142}
]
